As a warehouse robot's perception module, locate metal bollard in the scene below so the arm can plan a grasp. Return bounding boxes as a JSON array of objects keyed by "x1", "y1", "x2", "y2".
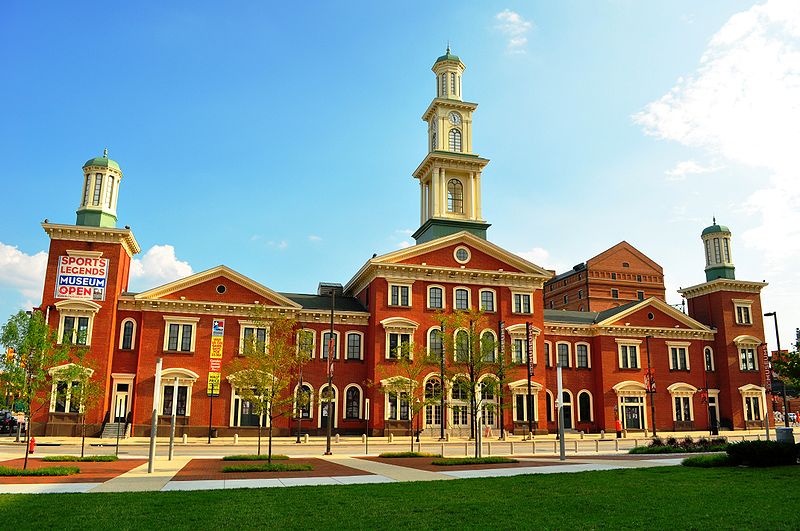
[
  {"x1": 441, "y1": 443, "x2": 445, "y2": 457},
  {"x1": 510, "y1": 441, "x2": 515, "y2": 455},
  {"x1": 233, "y1": 434, "x2": 239, "y2": 445},
  {"x1": 304, "y1": 433, "x2": 309, "y2": 444},
  {"x1": 487, "y1": 442, "x2": 491, "y2": 456},
  {"x1": 361, "y1": 434, "x2": 366, "y2": 443},
  {"x1": 182, "y1": 433, "x2": 188, "y2": 445},
  {"x1": 615, "y1": 439, "x2": 619, "y2": 451},
  {"x1": 574, "y1": 440, "x2": 579, "y2": 453},
  {"x1": 335, "y1": 433, "x2": 340, "y2": 444},
  {"x1": 600, "y1": 430, "x2": 605, "y2": 439},
  {"x1": 580, "y1": 431, "x2": 584, "y2": 439},
  {"x1": 595, "y1": 440, "x2": 599, "y2": 452},
  {"x1": 465, "y1": 442, "x2": 468, "y2": 456},
  {"x1": 388, "y1": 433, "x2": 394, "y2": 443}
]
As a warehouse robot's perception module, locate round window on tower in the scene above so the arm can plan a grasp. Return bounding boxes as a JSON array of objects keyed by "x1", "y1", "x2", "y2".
[
  {"x1": 454, "y1": 246, "x2": 471, "y2": 264},
  {"x1": 216, "y1": 284, "x2": 227, "y2": 294}
]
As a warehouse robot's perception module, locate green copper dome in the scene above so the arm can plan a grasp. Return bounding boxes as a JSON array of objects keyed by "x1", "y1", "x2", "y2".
[
  {"x1": 702, "y1": 219, "x2": 730, "y2": 236},
  {"x1": 83, "y1": 149, "x2": 121, "y2": 172},
  {"x1": 435, "y1": 46, "x2": 461, "y2": 64}
]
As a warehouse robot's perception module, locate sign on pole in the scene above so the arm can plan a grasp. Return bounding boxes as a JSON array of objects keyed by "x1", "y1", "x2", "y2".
[
  {"x1": 525, "y1": 322, "x2": 534, "y2": 375},
  {"x1": 208, "y1": 319, "x2": 224, "y2": 396},
  {"x1": 54, "y1": 255, "x2": 109, "y2": 301}
]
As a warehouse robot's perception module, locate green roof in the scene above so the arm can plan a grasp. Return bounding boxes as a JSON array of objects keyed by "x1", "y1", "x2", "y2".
[
  {"x1": 83, "y1": 149, "x2": 121, "y2": 172},
  {"x1": 702, "y1": 224, "x2": 730, "y2": 236},
  {"x1": 435, "y1": 46, "x2": 461, "y2": 64}
]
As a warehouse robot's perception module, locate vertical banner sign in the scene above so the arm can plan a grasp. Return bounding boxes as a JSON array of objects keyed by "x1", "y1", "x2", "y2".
[
  {"x1": 55, "y1": 255, "x2": 109, "y2": 301},
  {"x1": 208, "y1": 319, "x2": 224, "y2": 396},
  {"x1": 525, "y1": 322, "x2": 534, "y2": 376},
  {"x1": 498, "y1": 321, "x2": 505, "y2": 361},
  {"x1": 762, "y1": 344, "x2": 772, "y2": 393}
]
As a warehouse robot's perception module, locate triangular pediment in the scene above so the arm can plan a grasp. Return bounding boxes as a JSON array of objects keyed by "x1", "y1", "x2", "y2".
[
  {"x1": 587, "y1": 241, "x2": 663, "y2": 274},
  {"x1": 371, "y1": 232, "x2": 552, "y2": 277},
  {"x1": 133, "y1": 265, "x2": 301, "y2": 308},
  {"x1": 597, "y1": 298, "x2": 710, "y2": 332}
]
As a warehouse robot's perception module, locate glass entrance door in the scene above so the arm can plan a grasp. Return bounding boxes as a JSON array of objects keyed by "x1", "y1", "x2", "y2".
[{"x1": 114, "y1": 383, "x2": 129, "y2": 422}]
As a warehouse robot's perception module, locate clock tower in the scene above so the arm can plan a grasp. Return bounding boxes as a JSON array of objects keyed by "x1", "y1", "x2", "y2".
[{"x1": 412, "y1": 48, "x2": 490, "y2": 244}]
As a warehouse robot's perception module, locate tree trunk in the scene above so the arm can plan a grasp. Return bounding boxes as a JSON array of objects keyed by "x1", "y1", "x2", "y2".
[
  {"x1": 80, "y1": 414, "x2": 86, "y2": 458},
  {"x1": 23, "y1": 413, "x2": 30, "y2": 470},
  {"x1": 409, "y1": 413, "x2": 414, "y2": 453},
  {"x1": 257, "y1": 423, "x2": 262, "y2": 456},
  {"x1": 267, "y1": 404, "x2": 273, "y2": 464}
]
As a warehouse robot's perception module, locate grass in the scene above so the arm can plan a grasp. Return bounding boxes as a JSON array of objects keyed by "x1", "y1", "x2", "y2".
[
  {"x1": 378, "y1": 452, "x2": 442, "y2": 458},
  {"x1": 1, "y1": 467, "x2": 798, "y2": 529},
  {"x1": 221, "y1": 463, "x2": 313, "y2": 473},
  {"x1": 221, "y1": 454, "x2": 289, "y2": 461},
  {"x1": 682, "y1": 454, "x2": 734, "y2": 468},
  {"x1": 41, "y1": 455, "x2": 119, "y2": 462},
  {"x1": 629, "y1": 445, "x2": 727, "y2": 454},
  {"x1": 0, "y1": 466, "x2": 79, "y2": 476},
  {"x1": 430, "y1": 457, "x2": 518, "y2": 466}
]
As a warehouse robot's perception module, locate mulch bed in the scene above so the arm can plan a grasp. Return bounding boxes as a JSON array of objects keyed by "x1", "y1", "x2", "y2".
[
  {"x1": 173, "y1": 458, "x2": 371, "y2": 481},
  {"x1": 0, "y1": 458, "x2": 146, "y2": 484},
  {"x1": 360, "y1": 456, "x2": 568, "y2": 472}
]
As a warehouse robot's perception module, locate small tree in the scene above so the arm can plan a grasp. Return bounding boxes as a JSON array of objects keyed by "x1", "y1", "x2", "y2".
[
  {"x1": 52, "y1": 363, "x2": 103, "y2": 458},
  {"x1": 0, "y1": 310, "x2": 85, "y2": 469},
  {"x1": 772, "y1": 338, "x2": 800, "y2": 392},
  {"x1": 228, "y1": 311, "x2": 307, "y2": 462},
  {"x1": 375, "y1": 340, "x2": 438, "y2": 452},
  {"x1": 441, "y1": 308, "x2": 503, "y2": 457}
]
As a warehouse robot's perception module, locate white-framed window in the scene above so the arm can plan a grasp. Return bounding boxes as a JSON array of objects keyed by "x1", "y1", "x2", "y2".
[
  {"x1": 48, "y1": 364, "x2": 94, "y2": 414},
  {"x1": 389, "y1": 282, "x2": 412, "y2": 307},
  {"x1": 56, "y1": 300, "x2": 100, "y2": 347},
  {"x1": 318, "y1": 384, "x2": 338, "y2": 428},
  {"x1": 734, "y1": 335, "x2": 762, "y2": 372},
  {"x1": 321, "y1": 330, "x2": 341, "y2": 360},
  {"x1": 740, "y1": 385, "x2": 765, "y2": 422},
  {"x1": 453, "y1": 287, "x2": 470, "y2": 310},
  {"x1": 637, "y1": 290, "x2": 645, "y2": 301},
  {"x1": 296, "y1": 329, "x2": 316, "y2": 359},
  {"x1": 427, "y1": 327, "x2": 444, "y2": 360},
  {"x1": 92, "y1": 173, "x2": 103, "y2": 206},
  {"x1": 424, "y1": 377, "x2": 443, "y2": 426},
  {"x1": 387, "y1": 332, "x2": 412, "y2": 359},
  {"x1": 345, "y1": 331, "x2": 363, "y2": 360},
  {"x1": 578, "y1": 289, "x2": 583, "y2": 300},
  {"x1": 545, "y1": 390, "x2": 554, "y2": 422},
  {"x1": 611, "y1": 289, "x2": 619, "y2": 299},
  {"x1": 81, "y1": 174, "x2": 91, "y2": 205},
  {"x1": 380, "y1": 317, "x2": 419, "y2": 360},
  {"x1": 479, "y1": 376, "x2": 500, "y2": 428},
  {"x1": 744, "y1": 396, "x2": 761, "y2": 421},
  {"x1": 427, "y1": 285, "x2": 445, "y2": 310},
  {"x1": 667, "y1": 342, "x2": 690, "y2": 371},
  {"x1": 512, "y1": 338, "x2": 526, "y2": 364},
  {"x1": 667, "y1": 383, "x2": 697, "y2": 422},
  {"x1": 479, "y1": 289, "x2": 496, "y2": 312},
  {"x1": 453, "y1": 246, "x2": 471, "y2": 264},
  {"x1": 480, "y1": 329, "x2": 497, "y2": 362},
  {"x1": 160, "y1": 369, "x2": 198, "y2": 417},
  {"x1": 294, "y1": 383, "x2": 314, "y2": 419},
  {"x1": 230, "y1": 387, "x2": 267, "y2": 428},
  {"x1": 577, "y1": 390, "x2": 593, "y2": 422},
  {"x1": 450, "y1": 72, "x2": 456, "y2": 95},
  {"x1": 575, "y1": 342, "x2": 591, "y2": 369},
  {"x1": 343, "y1": 384, "x2": 363, "y2": 420},
  {"x1": 563, "y1": 295, "x2": 568, "y2": 305},
  {"x1": 704, "y1": 347, "x2": 715, "y2": 372},
  {"x1": 451, "y1": 377, "x2": 469, "y2": 426},
  {"x1": 239, "y1": 321, "x2": 268, "y2": 355},
  {"x1": 733, "y1": 299, "x2": 753, "y2": 325},
  {"x1": 163, "y1": 316, "x2": 199, "y2": 353},
  {"x1": 512, "y1": 292, "x2": 532, "y2": 314},
  {"x1": 544, "y1": 341, "x2": 552, "y2": 367},
  {"x1": 556, "y1": 342, "x2": 571, "y2": 368},
  {"x1": 119, "y1": 318, "x2": 136, "y2": 350},
  {"x1": 454, "y1": 329, "x2": 469, "y2": 362},
  {"x1": 386, "y1": 390, "x2": 410, "y2": 421},
  {"x1": 616, "y1": 339, "x2": 642, "y2": 369}
]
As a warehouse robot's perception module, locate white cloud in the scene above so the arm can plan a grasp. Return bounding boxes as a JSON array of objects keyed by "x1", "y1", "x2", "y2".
[
  {"x1": 495, "y1": 9, "x2": 534, "y2": 54},
  {"x1": 129, "y1": 245, "x2": 193, "y2": 291},
  {"x1": 634, "y1": 0, "x2": 800, "y2": 340},
  {"x1": 397, "y1": 241, "x2": 412, "y2": 249},
  {"x1": 308, "y1": 235, "x2": 322, "y2": 242},
  {"x1": 516, "y1": 246, "x2": 566, "y2": 273},
  {"x1": 0, "y1": 242, "x2": 47, "y2": 301},
  {"x1": 664, "y1": 160, "x2": 722, "y2": 181}
]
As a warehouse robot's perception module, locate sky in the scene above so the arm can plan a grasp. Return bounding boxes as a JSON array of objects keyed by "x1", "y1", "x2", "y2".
[{"x1": 1, "y1": 0, "x2": 798, "y2": 349}]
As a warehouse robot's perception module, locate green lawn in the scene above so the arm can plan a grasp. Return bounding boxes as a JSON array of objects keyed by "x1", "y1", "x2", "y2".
[{"x1": 0, "y1": 466, "x2": 798, "y2": 529}]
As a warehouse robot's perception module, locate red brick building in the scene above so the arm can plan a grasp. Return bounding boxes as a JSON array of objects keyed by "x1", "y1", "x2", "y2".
[{"x1": 32, "y1": 51, "x2": 772, "y2": 438}]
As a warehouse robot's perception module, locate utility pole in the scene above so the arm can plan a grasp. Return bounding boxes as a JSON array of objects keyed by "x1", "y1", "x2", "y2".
[
  {"x1": 645, "y1": 335, "x2": 657, "y2": 437},
  {"x1": 325, "y1": 288, "x2": 336, "y2": 456},
  {"x1": 148, "y1": 357, "x2": 162, "y2": 474},
  {"x1": 439, "y1": 322, "x2": 446, "y2": 441}
]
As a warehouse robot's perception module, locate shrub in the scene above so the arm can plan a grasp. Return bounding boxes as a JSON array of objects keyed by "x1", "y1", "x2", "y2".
[
  {"x1": 222, "y1": 454, "x2": 289, "y2": 461},
  {"x1": 726, "y1": 441, "x2": 797, "y2": 467},
  {"x1": 679, "y1": 437, "x2": 695, "y2": 450},
  {"x1": 42, "y1": 455, "x2": 119, "y2": 462},
  {"x1": 629, "y1": 445, "x2": 682, "y2": 454},
  {"x1": 665, "y1": 437, "x2": 678, "y2": 447},
  {"x1": 682, "y1": 454, "x2": 733, "y2": 468},
  {"x1": 379, "y1": 452, "x2": 442, "y2": 458},
  {"x1": 710, "y1": 437, "x2": 727, "y2": 446},
  {"x1": 0, "y1": 466, "x2": 80, "y2": 476},
  {"x1": 431, "y1": 457, "x2": 518, "y2": 466},
  {"x1": 222, "y1": 463, "x2": 312, "y2": 473},
  {"x1": 649, "y1": 437, "x2": 664, "y2": 447},
  {"x1": 696, "y1": 437, "x2": 711, "y2": 448}
]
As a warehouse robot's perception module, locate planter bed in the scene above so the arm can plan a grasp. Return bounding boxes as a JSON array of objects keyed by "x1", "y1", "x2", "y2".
[
  {"x1": 360, "y1": 456, "x2": 561, "y2": 472},
  {"x1": 0, "y1": 458, "x2": 146, "y2": 484},
  {"x1": 173, "y1": 458, "x2": 371, "y2": 481}
]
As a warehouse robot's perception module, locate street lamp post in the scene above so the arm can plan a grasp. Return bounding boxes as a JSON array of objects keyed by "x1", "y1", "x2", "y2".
[
  {"x1": 764, "y1": 311, "x2": 789, "y2": 428},
  {"x1": 325, "y1": 289, "x2": 335, "y2": 455},
  {"x1": 439, "y1": 322, "x2": 446, "y2": 441},
  {"x1": 645, "y1": 335, "x2": 657, "y2": 437}
]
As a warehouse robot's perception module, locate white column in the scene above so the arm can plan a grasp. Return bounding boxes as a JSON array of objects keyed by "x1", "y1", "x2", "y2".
[
  {"x1": 440, "y1": 168, "x2": 447, "y2": 215},
  {"x1": 469, "y1": 172, "x2": 476, "y2": 219},
  {"x1": 475, "y1": 172, "x2": 482, "y2": 219},
  {"x1": 431, "y1": 168, "x2": 439, "y2": 217},
  {"x1": 420, "y1": 181, "x2": 425, "y2": 224}
]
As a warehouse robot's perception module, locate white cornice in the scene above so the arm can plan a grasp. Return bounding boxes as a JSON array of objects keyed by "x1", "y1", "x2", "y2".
[
  {"x1": 678, "y1": 278, "x2": 768, "y2": 299},
  {"x1": 543, "y1": 322, "x2": 715, "y2": 341},
  {"x1": 421, "y1": 99, "x2": 479, "y2": 122},
  {"x1": 42, "y1": 222, "x2": 141, "y2": 257},
  {"x1": 412, "y1": 152, "x2": 489, "y2": 180}
]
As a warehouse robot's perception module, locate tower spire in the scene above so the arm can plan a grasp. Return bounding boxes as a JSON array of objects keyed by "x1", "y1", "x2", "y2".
[{"x1": 76, "y1": 150, "x2": 123, "y2": 228}]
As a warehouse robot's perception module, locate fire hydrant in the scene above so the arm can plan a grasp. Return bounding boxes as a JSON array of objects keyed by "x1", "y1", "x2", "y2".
[{"x1": 28, "y1": 437, "x2": 36, "y2": 454}]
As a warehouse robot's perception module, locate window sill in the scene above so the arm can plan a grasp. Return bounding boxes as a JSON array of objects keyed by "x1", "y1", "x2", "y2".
[
  {"x1": 344, "y1": 358, "x2": 364, "y2": 363},
  {"x1": 163, "y1": 350, "x2": 194, "y2": 354},
  {"x1": 739, "y1": 369, "x2": 760, "y2": 373},
  {"x1": 618, "y1": 367, "x2": 642, "y2": 371},
  {"x1": 388, "y1": 304, "x2": 412, "y2": 309},
  {"x1": 427, "y1": 306, "x2": 445, "y2": 311},
  {"x1": 511, "y1": 312, "x2": 533, "y2": 316}
]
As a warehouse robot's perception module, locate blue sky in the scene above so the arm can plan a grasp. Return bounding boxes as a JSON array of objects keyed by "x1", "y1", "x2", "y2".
[{"x1": 1, "y1": 1, "x2": 798, "y2": 347}]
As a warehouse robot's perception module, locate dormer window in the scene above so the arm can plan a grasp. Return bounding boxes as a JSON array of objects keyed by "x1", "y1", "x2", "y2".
[{"x1": 447, "y1": 179, "x2": 463, "y2": 213}]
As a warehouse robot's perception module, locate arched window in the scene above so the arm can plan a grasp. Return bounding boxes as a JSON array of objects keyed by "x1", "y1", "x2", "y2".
[
  {"x1": 704, "y1": 347, "x2": 715, "y2": 371},
  {"x1": 578, "y1": 391, "x2": 592, "y2": 422},
  {"x1": 448, "y1": 129, "x2": 462, "y2": 152},
  {"x1": 428, "y1": 328, "x2": 443, "y2": 360},
  {"x1": 344, "y1": 386, "x2": 361, "y2": 419},
  {"x1": 480, "y1": 331, "x2": 496, "y2": 362},
  {"x1": 425, "y1": 378, "x2": 442, "y2": 426},
  {"x1": 562, "y1": 391, "x2": 573, "y2": 429},
  {"x1": 546, "y1": 391, "x2": 553, "y2": 422},
  {"x1": 428, "y1": 286, "x2": 443, "y2": 309},
  {"x1": 480, "y1": 378, "x2": 499, "y2": 427},
  {"x1": 82, "y1": 174, "x2": 91, "y2": 206},
  {"x1": 92, "y1": 173, "x2": 103, "y2": 206},
  {"x1": 455, "y1": 330, "x2": 469, "y2": 362},
  {"x1": 120, "y1": 319, "x2": 136, "y2": 350},
  {"x1": 295, "y1": 384, "x2": 312, "y2": 418},
  {"x1": 105, "y1": 176, "x2": 115, "y2": 207},
  {"x1": 447, "y1": 179, "x2": 463, "y2": 213}
]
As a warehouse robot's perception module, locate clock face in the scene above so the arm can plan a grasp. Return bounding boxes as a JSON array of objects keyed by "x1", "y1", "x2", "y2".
[{"x1": 449, "y1": 112, "x2": 461, "y2": 125}]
